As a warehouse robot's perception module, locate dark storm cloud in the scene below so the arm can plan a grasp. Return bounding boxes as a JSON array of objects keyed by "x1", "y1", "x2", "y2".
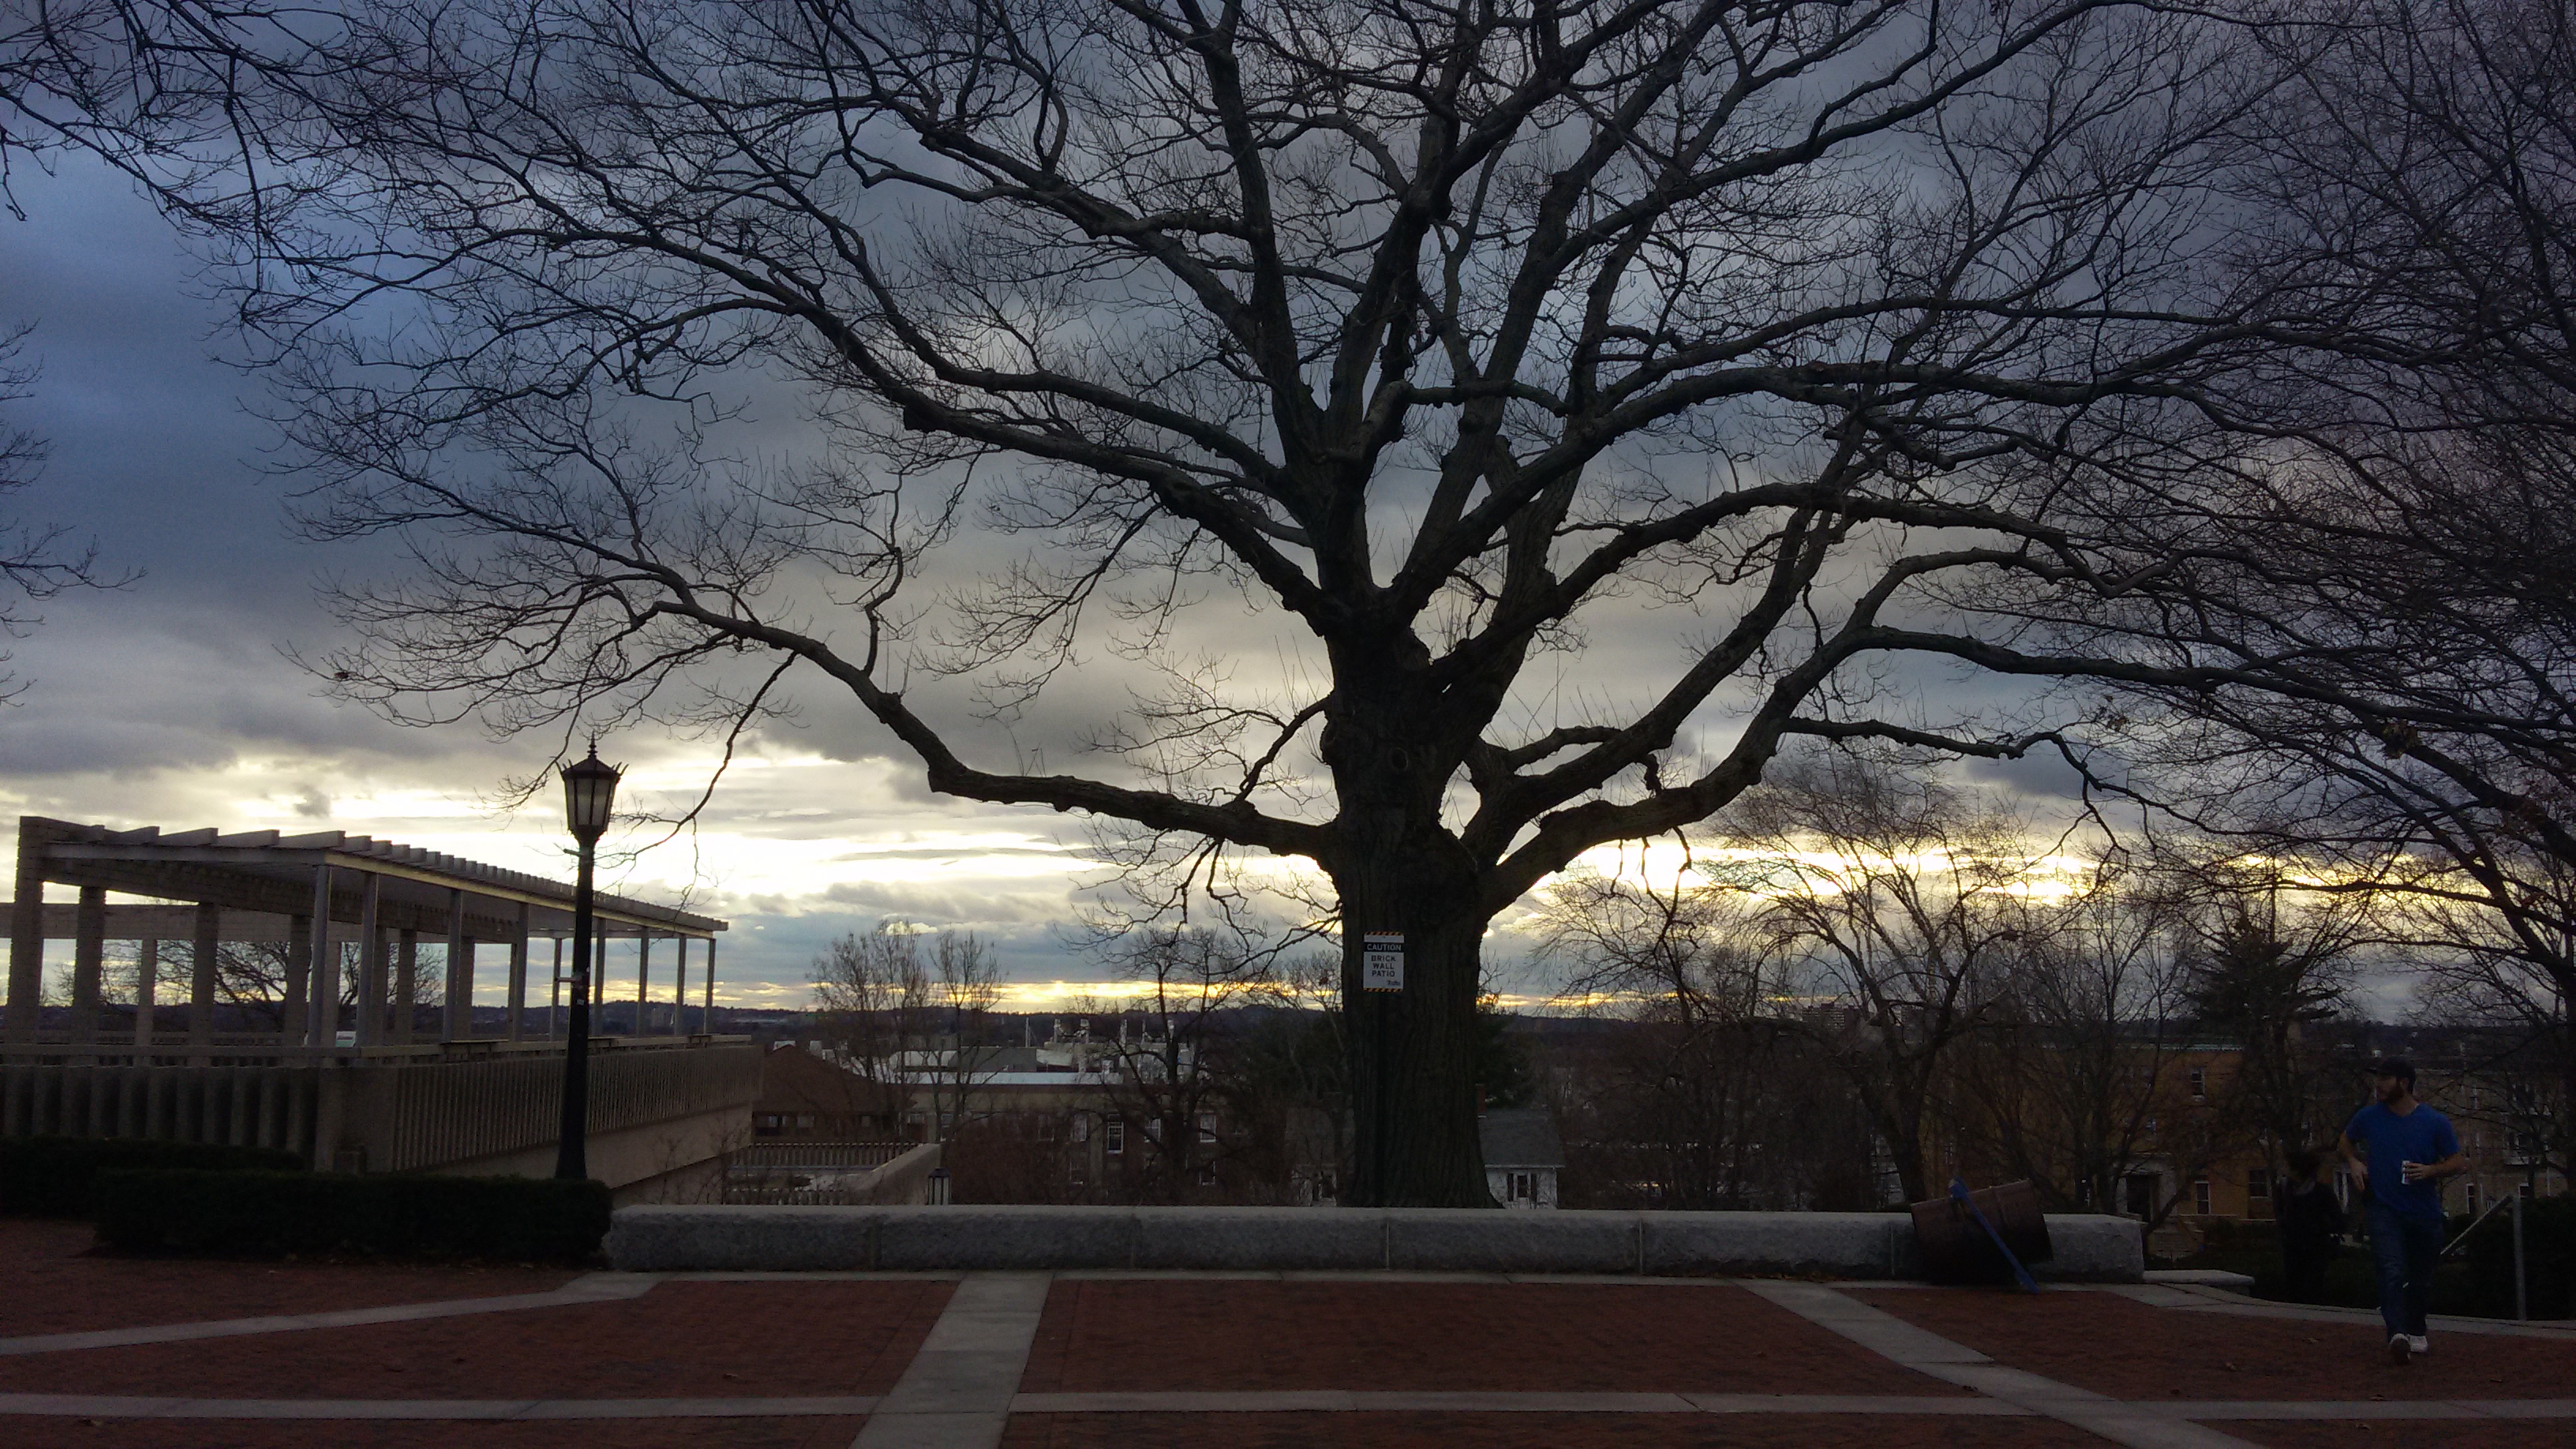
[
  {"x1": 0, "y1": 155, "x2": 432, "y2": 781},
  {"x1": 0, "y1": 155, "x2": 2159, "y2": 1010}
]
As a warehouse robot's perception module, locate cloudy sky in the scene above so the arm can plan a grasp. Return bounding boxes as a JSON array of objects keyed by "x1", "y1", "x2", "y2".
[
  {"x1": 0, "y1": 149, "x2": 2274, "y2": 1019},
  {"x1": 5, "y1": 151, "x2": 1751, "y2": 1012},
  {"x1": 0, "y1": 155, "x2": 1193, "y2": 1009}
]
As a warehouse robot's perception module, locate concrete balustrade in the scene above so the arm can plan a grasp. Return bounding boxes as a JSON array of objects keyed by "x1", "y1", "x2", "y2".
[
  {"x1": 605, "y1": 1204, "x2": 2147, "y2": 1281},
  {"x1": 0, "y1": 1041, "x2": 761, "y2": 1197}
]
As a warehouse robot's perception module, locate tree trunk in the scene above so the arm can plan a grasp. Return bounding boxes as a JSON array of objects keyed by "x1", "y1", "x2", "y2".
[
  {"x1": 1335, "y1": 852, "x2": 1496, "y2": 1208},
  {"x1": 2532, "y1": 964, "x2": 2576, "y2": 1184},
  {"x1": 1873, "y1": 1080, "x2": 1933, "y2": 1206}
]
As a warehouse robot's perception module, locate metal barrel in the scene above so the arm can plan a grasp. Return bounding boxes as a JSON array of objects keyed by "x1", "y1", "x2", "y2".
[{"x1": 1910, "y1": 1179, "x2": 2054, "y2": 1284}]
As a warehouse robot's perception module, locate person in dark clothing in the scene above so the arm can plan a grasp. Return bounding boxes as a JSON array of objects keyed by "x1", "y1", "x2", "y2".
[
  {"x1": 2338, "y1": 1057, "x2": 2469, "y2": 1363},
  {"x1": 2275, "y1": 1148, "x2": 2342, "y2": 1304}
]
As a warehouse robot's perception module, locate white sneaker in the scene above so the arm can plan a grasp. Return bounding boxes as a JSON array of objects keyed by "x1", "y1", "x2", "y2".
[
  {"x1": 2409, "y1": 1335, "x2": 2430, "y2": 1355},
  {"x1": 2388, "y1": 1334, "x2": 2412, "y2": 1365}
]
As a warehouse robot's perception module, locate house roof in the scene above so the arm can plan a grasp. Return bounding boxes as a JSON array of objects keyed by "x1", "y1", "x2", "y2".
[
  {"x1": 1478, "y1": 1107, "x2": 1564, "y2": 1169},
  {"x1": 758, "y1": 1043, "x2": 892, "y2": 1118}
]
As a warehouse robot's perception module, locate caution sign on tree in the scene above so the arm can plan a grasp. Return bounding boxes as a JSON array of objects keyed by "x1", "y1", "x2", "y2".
[{"x1": 1362, "y1": 933, "x2": 1404, "y2": 992}]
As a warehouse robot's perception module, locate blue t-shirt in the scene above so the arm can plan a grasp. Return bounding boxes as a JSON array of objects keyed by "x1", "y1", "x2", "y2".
[{"x1": 2344, "y1": 1100, "x2": 2461, "y2": 1222}]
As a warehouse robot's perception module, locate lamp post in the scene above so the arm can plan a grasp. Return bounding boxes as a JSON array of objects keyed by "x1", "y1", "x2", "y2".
[{"x1": 554, "y1": 747, "x2": 620, "y2": 1180}]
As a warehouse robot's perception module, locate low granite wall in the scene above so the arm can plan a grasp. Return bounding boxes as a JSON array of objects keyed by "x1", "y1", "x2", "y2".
[{"x1": 605, "y1": 1205, "x2": 2143, "y2": 1281}]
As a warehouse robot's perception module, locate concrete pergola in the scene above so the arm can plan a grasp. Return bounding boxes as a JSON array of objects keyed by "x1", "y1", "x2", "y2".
[{"x1": 2, "y1": 816, "x2": 728, "y2": 1053}]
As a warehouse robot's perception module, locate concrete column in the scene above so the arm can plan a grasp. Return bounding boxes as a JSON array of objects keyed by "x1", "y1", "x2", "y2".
[
  {"x1": 284, "y1": 912, "x2": 311, "y2": 1046},
  {"x1": 442, "y1": 888, "x2": 468, "y2": 1041},
  {"x1": 354, "y1": 874, "x2": 386, "y2": 1047},
  {"x1": 71, "y1": 885, "x2": 106, "y2": 1047},
  {"x1": 391, "y1": 929, "x2": 418, "y2": 1044},
  {"x1": 637, "y1": 931, "x2": 652, "y2": 1035},
  {"x1": 506, "y1": 900, "x2": 530, "y2": 1043},
  {"x1": 305, "y1": 866, "x2": 339, "y2": 1048},
  {"x1": 6, "y1": 817, "x2": 47, "y2": 1043},
  {"x1": 548, "y1": 935, "x2": 563, "y2": 1039},
  {"x1": 189, "y1": 903, "x2": 219, "y2": 1060},
  {"x1": 593, "y1": 930, "x2": 607, "y2": 1032},
  {"x1": 703, "y1": 935, "x2": 717, "y2": 1032},
  {"x1": 672, "y1": 936, "x2": 688, "y2": 1035},
  {"x1": 133, "y1": 938, "x2": 159, "y2": 1049},
  {"x1": 448, "y1": 937, "x2": 474, "y2": 1039}
]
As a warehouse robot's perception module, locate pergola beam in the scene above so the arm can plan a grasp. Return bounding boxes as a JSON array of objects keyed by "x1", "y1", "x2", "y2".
[
  {"x1": 39, "y1": 842, "x2": 720, "y2": 937},
  {"x1": 5, "y1": 817, "x2": 728, "y2": 1048}
]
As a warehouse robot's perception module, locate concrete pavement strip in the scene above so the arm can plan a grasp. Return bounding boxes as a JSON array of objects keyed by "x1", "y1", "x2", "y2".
[
  {"x1": 6, "y1": 1388, "x2": 2570, "y2": 1421},
  {"x1": 1007, "y1": 1391, "x2": 2035, "y2": 1414},
  {"x1": 0, "y1": 1273, "x2": 658, "y2": 1357},
  {"x1": 656, "y1": 1271, "x2": 965, "y2": 1282},
  {"x1": 851, "y1": 1270, "x2": 1050, "y2": 1449},
  {"x1": 2144, "y1": 1285, "x2": 2576, "y2": 1339},
  {"x1": 2114, "y1": 1399, "x2": 2576, "y2": 1420},
  {"x1": 0, "y1": 1395, "x2": 878, "y2": 1418},
  {"x1": 1745, "y1": 1280, "x2": 2265, "y2": 1449}
]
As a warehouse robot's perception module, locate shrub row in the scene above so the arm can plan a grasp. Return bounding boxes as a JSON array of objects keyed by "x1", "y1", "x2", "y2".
[
  {"x1": 92, "y1": 1168, "x2": 612, "y2": 1264},
  {"x1": 2458, "y1": 1196, "x2": 2576, "y2": 1320},
  {"x1": 0, "y1": 1136, "x2": 305, "y2": 1217},
  {"x1": 2199, "y1": 1195, "x2": 2576, "y2": 1320}
]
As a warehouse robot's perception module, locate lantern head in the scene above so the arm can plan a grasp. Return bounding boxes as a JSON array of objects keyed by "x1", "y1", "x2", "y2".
[{"x1": 560, "y1": 747, "x2": 622, "y2": 844}]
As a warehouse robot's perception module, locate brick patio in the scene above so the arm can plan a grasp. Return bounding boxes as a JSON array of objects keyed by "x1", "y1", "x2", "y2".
[{"x1": 4, "y1": 1221, "x2": 2572, "y2": 1449}]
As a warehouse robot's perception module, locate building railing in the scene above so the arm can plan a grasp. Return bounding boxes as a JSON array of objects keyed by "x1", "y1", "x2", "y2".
[
  {"x1": 0, "y1": 1035, "x2": 727, "y2": 1065},
  {"x1": 0, "y1": 1038, "x2": 762, "y2": 1180},
  {"x1": 1, "y1": 1059, "x2": 320, "y2": 1155},
  {"x1": 355, "y1": 1042, "x2": 762, "y2": 1173},
  {"x1": 721, "y1": 1140, "x2": 936, "y2": 1204},
  {"x1": 727, "y1": 1140, "x2": 914, "y2": 1171}
]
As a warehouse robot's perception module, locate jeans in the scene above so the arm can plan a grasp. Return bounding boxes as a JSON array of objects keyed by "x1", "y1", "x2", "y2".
[{"x1": 2366, "y1": 1203, "x2": 2442, "y2": 1339}]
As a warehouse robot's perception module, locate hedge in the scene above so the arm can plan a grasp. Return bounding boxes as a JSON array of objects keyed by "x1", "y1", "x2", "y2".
[
  {"x1": 93, "y1": 1169, "x2": 612, "y2": 1264},
  {"x1": 0, "y1": 1136, "x2": 306, "y2": 1218},
  {"x1": 2193, "y1": 1195, "x2": 2576, "y2": 1320},
  {"x1": 2458, "y1": 1195, "x2": 2576, "y2": 1320}
]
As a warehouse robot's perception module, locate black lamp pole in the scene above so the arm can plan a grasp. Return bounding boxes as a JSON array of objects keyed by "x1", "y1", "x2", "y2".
[{"x1": 554, "y1": 747, "x2": 620, "y2": 1180}]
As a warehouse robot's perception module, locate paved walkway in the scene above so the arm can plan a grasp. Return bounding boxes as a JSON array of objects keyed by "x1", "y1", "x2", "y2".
[{"x1": 3, "y1": 1227, "x2": 2571, "y2": 1448}]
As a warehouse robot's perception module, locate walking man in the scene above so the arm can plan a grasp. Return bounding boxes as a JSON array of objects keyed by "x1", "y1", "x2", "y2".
[{"x1": 2336, "y1": 1058, "x2": 2469, "y2": 1364}]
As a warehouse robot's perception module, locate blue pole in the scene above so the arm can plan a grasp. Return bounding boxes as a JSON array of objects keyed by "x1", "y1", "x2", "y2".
[{"x1": 1951, "y1": 1177, "x2": 2039, "y2": 1293}]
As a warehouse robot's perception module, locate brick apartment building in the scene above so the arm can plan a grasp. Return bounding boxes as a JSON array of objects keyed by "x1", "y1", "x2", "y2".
[{"x1": 2042, "y1": 1029, "x2": 2567, "y2": 1256}]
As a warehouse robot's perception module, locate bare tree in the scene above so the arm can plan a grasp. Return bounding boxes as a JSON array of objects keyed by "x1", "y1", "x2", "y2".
[
  {"x1": 1080, "y1": 926, "x2": 1275, "y2": 1202},
  {"x1": 194, "y1": 0, "x2": 2326, "y2": 1203},
  {"x1": 1944, "y1": 857, "x2": 2204, "y2": 1220},
  {"x1": 0, "y1": 0, "x2": 328, "y2": 219},
  {"x1": 915, "y1": 929, "x2": 1006, "y2": 1140},
  {"x1": 810, "y1": 920, "x2": 1004, "y2": 1139},
  {"x1": 809, "y1": 923, "x2": 927, "y2": 1132},
  {"x1": 1538, "y1": 863, "x2": 1818, "y2": 1207},
  {"x1": 2010, "y1": 0, "x2": 2576, "y2": 1159},
  {"x1": 1228, "y1": 949, "x2": 1350, "y2": 1204},
  {"x1": 1715, "y1": 751, "x2": 2069, "y2": 1202},
  {"x1": 2376, "y1": 848, "x2": 2574, "y2": 1185},
  {"x1": 2174, "y1": 859, "x2": 2365, "y2": 1171},
  {"x1": 91, "y1": 937, "x2": 300, "y2": 1034}
]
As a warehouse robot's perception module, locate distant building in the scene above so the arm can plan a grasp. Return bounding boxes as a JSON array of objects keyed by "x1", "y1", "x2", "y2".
[
  {"x1": 1481, "y1": 1107, "x2": 1563, "y2": 1209},
  {"x1": 751, "y1": 1041, "x2": 896, "y2": 1140},
  {"x1": 1991, "y1": 1025, "x2": 2567, "y2": 1260}
]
